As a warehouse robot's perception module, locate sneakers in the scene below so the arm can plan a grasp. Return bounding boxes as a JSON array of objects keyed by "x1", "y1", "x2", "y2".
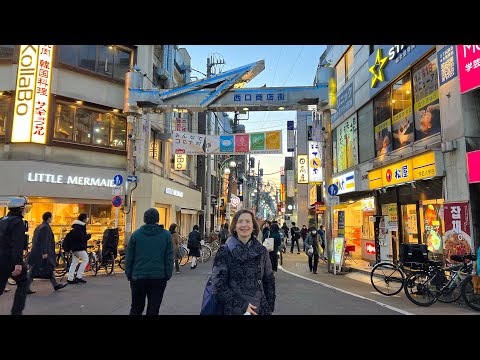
[
  {"x1": 54, "y1": 283, "x2": 68, "y2": 291},
  {"x1": 297, "y1": 252, "x2": 301, "y2": 254},
  {"x1": 176, "y1": 271, "x2": 181, "y2": 274},
  {"x1": 75, "y1": 277, "x2": 87, "y2": 284}
]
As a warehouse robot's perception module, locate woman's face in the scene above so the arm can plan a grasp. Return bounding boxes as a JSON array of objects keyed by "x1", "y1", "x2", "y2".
[{"x1": 236, "y1": 213, "x2": 254, "y2": 239}]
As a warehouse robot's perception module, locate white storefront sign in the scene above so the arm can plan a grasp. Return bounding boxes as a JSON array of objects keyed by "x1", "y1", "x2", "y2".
[
  {"x1": 165, "y1": 187, "x2": 184, "y2": 198},
  {"x1": 27, "y1": 172, "x2": 115, "y2": 187},
  {"x1": 332, "y1": 170, "x2": 355, "y2": 195}
]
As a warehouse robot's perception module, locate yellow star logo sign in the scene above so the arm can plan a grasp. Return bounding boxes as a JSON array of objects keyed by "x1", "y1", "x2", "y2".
[{"x1": 369, "y1": 48, "x2": 389, "y2": 88}]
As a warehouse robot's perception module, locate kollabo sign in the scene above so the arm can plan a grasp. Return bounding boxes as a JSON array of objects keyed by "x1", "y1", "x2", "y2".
[
  {"x1": 457, "y1": 45, "x2": 480, "y2": 93},
  {"x1": 12, "y1": 45, "x2": 53, "y2": 144},
  {"x1": 368, "y1": 151, "x2": 437, "y2": 189},
  {"x1": 27, "y1": 172, "x2": 115, "y2": 187}
]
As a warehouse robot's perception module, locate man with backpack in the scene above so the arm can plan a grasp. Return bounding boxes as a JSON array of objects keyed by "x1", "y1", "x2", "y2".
[{"x1": 0, "y1": 198, "x2": 30, "y2": 315}]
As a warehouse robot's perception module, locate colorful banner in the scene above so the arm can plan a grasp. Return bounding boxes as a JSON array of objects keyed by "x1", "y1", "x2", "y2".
[
  {"x1": 443, "y1": 202, "x2": 472, "y2": 257},
  {"x1": 424, "y1": 204, "x2": 443, "y2": 254},
  {"x1": 457, "y1": 45, "x2": 480, "y2": 93},
  {"x1": 178, "y1": 130, "x2": 282, "y2": 155},
  {"x1": 308, "y1": 141, "x2": 323, "y2": 183},
  {"x1": 235, "y1": 134, "x2": 249, "y2": 152}
]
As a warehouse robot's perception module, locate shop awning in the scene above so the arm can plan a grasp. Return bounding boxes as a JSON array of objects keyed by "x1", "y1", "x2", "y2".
[{"x1": 181, "y1": 208, "x2": 200, "y2": 215}]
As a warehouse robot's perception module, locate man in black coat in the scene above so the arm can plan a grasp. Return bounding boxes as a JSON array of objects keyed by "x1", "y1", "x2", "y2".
[
  {"x1": 26, "y1": 212, "x2": 67, "y2": 294},
  {"x1": 0, "y1": 198, "x2": 29, "y2": 315}
]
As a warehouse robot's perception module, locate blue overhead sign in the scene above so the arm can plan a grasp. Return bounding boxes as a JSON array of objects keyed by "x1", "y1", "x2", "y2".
[
  {"x1": 127, "y1": 175, "x2": 138, "y2": 183},
  {"x1": 113, "y1": 174, "x2": 123, "y2": 186}
]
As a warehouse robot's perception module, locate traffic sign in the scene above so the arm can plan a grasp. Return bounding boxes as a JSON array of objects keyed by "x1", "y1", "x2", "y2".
[
  {"x1": 327, "y1": 195, "x2": 340, "y2": 205},
  {"x1": 112, "y1": 186, "x2": 122, "y2": 196},
  {"x1": 113, "y1": 174, "x2": 123, "y2": 186},
  {"x1": 112, "y1": 195, "x2": 122, "y2": 207},
  {"x1": 327, "y1": 183, "x2": 339, "y2": 196},
  {"x1": 127, "y1": 175, "x2": 138, "y2": 183}
]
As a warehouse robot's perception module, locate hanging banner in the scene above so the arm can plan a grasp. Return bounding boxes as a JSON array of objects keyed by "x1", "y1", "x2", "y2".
[
  {"x1": 443, "y1": 202, "x2": 472, "y2": 256},
  {"x1": 457, "y1": 45, "x2": 480, "y2": 93},
  {"x1": 286, "y1": 170, "x2": 295, "y2": 197},
  {"x1": 172, "y1": 131, "x2": 205, "y2": 155},
  {"x1": 175, "y1": 118, "x2": 187, "y2": 132},
  {"x1": 206, "y1": 135, "x2": 220, "y2": 154}
]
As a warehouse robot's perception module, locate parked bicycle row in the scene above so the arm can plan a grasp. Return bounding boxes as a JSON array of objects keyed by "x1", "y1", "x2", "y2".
[{"x1": 369, "y1": 243, "x2": 480, "y2": 312}]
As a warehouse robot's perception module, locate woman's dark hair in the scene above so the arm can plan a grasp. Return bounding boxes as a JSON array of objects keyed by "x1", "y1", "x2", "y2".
[
  {"x1": 78, "y1": 213, "x2": 88, "y2": 222},
  {"x1": 42, "y1": 212, "x2": 52, "y2": 221},
  {"x1": 193, "y1": 225, "x2": 199, "y2": 231},
  {"x1": 223, "y1": 223, "x2": 229, "y2": 229},
  {"x1": 229, "y1": 209, "x2": 259, "y2": 238},
  {"x1": 308, "y1": 226, "x2": 317, "y2": 232},
  {"x1": 169, "y1": 223, "x2": 177, "y2": 233},
  {"x1": 270, "y1": 223, "x2": 280, "y2": 233}
]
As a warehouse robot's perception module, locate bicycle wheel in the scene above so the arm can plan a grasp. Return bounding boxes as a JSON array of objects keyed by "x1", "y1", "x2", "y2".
[
  {"x1": 370, "y1": 262, "x2": 405, "y2": 296},
  {"x1": 104, "y1": 253, "x2": 115, "y2": 275},
  {"x1": 118, "y1": 255, "x2": 125, "y2": 270},
  {"x1": 54, "y1": 252, "x2": 69, "y2": 278},
  {"x1": 404, "y1": 270, "x2": 438, "y2": 306},
  {"x1": 199, "y1": 245, "x2": 212, "y2": 262},
  {"x1": 461, "y1": 275, "x2": 480, "y2": 311},
  {"x1": 179, "y1": 246, "x2": 189, "y2": 266},
  {"x1": 437, "y1": 274, "x2": 462, "y2": 303},
  {"x1": 87, "y1": 253, "x2": 96, "y2": 273},
  {"x1": 210, "y1": 240, "x2": 220, "y2": 253}
]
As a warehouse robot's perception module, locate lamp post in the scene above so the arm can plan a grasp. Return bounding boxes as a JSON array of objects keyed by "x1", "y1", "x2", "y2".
[{"x1": 218, "y1": 157, "x2": 237, "y2": 226}]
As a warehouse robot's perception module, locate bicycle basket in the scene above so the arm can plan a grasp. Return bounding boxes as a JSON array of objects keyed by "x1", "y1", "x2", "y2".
[{"x1": 400, "y1": 243, "x2": 429, "y2": 264}]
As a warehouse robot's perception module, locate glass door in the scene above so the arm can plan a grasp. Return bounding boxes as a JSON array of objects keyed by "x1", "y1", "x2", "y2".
[{"x1": 401, "y1": 204, "x2": 420, "y2": 244}]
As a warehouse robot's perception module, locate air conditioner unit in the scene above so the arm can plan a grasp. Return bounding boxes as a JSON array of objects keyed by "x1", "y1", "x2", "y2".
[{"x1": 441, "y1": 139, "x2": 457, "y2": 153}]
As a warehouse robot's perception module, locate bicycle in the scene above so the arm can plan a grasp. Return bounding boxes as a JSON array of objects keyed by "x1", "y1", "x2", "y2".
[
  {"x1": 460, "y1": 272, "x2": 480, "y2": 311},
  {"x1": 90, "y1": 240, "x2": 115, "y2": 276},
  {"x1": 178, "y1": 241, "x2": 212, "y2": 266},
  {"x1": 404, "y1": 253, "x2": 476, "y2": 307}
]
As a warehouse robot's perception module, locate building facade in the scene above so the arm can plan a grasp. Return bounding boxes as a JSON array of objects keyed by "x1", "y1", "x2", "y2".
[
  {"x1": 0, "y1": 45, "x2": 202, "y2": 244},
  {"x1": 318, "y1": 45, "x2": 480, "y2": 264}
]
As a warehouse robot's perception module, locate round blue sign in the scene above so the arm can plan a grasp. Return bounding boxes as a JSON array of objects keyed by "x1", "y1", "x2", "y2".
[
  {"x1": 113, "y1": 174, "x2": 123, "y2": 186},
  {"x1": 112, "y1": 195, "x2": 122, "y2": 207},
  {"x1": 327, "y1": 184, "x2": 339, "y2": 196}
]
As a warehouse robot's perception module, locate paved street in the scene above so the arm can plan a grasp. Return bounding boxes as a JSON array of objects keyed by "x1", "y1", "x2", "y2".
[{"x1": 0, "y1": 251, "x2": 478, "y2": 315}]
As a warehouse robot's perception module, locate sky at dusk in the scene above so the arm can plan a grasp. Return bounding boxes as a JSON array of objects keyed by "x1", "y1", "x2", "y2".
[{"x1": 181, "y1": 45, "x2": 327, "y2": 186}]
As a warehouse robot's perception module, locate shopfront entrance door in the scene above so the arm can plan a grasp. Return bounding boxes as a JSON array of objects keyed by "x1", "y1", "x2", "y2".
[{"x1": 401, "y1": 203, "x2": 420, "y2": 244}]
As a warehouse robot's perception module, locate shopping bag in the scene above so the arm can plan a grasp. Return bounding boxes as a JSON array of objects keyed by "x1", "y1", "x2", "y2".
[{"x1": 263, "y1": 237, "x2": 274, "y2": 252}]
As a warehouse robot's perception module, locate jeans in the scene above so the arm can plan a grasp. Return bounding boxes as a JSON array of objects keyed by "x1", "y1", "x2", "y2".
[
  {"x1": 308, "y1": 254, "x2": 320, "y2": 273},
  {"x1": 129, "y1": 278, "x2": 167, "y2": 315},
  {"x1": 0, "y1": 264, "x2": 28, "y2": 315}
]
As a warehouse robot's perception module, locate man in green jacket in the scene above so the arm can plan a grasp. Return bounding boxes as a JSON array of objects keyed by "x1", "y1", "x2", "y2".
[{"x1": 125, "y1": 208, "x2": 173, "y2": 315}]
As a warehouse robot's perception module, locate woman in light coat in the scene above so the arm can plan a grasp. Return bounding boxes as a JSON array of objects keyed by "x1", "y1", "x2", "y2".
[{"x1": 169, "y1": 223, "x2": 181, "y2": 274}]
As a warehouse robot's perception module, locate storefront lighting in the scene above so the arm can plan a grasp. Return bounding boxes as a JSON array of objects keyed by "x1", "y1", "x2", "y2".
[
  {"x1": 243, "y1": 107, "x2": 249, "y2": 111},
  {"x1": 113, "y1": 109, "x2": 119, "y2": 113},
  {"x1": 278, "y1": 107, "x2": 285, "y2": 110},
  {"x1": 76, "y1": 100, "x2": 83, "y2": 105}
]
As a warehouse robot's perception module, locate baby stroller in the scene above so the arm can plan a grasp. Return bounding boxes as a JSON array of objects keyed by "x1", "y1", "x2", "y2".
[{"x1": 94, "y1": 228, "x2": 118, "y2": 275}]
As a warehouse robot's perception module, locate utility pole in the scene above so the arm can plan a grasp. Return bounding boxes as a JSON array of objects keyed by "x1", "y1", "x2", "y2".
[
  {"x1": 256, "y1": 160, "x2": 261, "y2": 217},
  {"x1": 205, "y1": 55, "x2": 225, "y2": 236},
  {"x1": 322, "y1": 109, "x2": 333, "y2": 272},
  {"x1": 205, "y1": 57, "x2": 213, "y2": 237}
]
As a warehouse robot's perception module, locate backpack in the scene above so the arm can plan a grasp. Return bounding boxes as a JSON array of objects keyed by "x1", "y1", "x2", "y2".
[
  {"x1": 200, "y1": 241, "x2": 233, "y2": 315},
  {"x1": 62, "y1": 228, "x2": 74, "y2": 252}
]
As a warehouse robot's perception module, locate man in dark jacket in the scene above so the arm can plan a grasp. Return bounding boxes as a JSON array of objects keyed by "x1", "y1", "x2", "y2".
[
  {"x1": 187, "y1": 224, "x2": 202, "y2": 269},
  {"x1": 26, "y1": 212, "x2": 67, "y2": 294},
  {"x1": 290, "y1": 222, "x2": 301, "y2": 254},
  {"x1": 66, "y1": 213, "x2": 91, "y2": 284},
  {"x1": 0, "y1": 198, "x2": 29, "y2": 315},
  {"x1": 126, "y1": 208, "x2": 174, "y2": 315}
]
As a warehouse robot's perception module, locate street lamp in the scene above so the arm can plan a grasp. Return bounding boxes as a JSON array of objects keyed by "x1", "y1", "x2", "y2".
[{"x1": 218, "y1": 157, "x2": 237, "y2": 227}]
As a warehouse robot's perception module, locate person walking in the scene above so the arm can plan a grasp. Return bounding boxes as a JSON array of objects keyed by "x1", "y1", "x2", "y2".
[
  {"x1": 169, "y1": 223, "x2": 181, "y2": 274},
  {"x1": 318, "y1": 224, "x2": 326, "y2": 255},
  {"x1": 281, "y1": 222, "x2": 289, "y2": 242},
  {"x1": 290, "y1": 222, "x2": 301, "y2": 254},
  {"x1": 211, "y1": 209, "x2": 276, "y2": 315},
  {"x1": 0, "y1": 198, "x2": 30, "y2": 315},
  {"x1": 187, "y1": 225, "x2": 201, "y2": 269},
  {"x1": 125, "y1": 208, "x2": 173, "y2": 315},
  {"x1": 301, "y1": 225, "x2": 308, "y2": 251},
  {"x1": 26, "y1": 212, "x2": 67, "y2": 294},
  {"x1": 305, "y1": 226, "x2": 321, "y2": 274},
  {"x1": 65, "y1": 213, "x2": 91, "y2": 284},
  {"x1": 267, "y1": 223, "x2": 282, "y2": 272},
  {"x1": 219, "y1": 223, "x2": 229, "y2": 245}
]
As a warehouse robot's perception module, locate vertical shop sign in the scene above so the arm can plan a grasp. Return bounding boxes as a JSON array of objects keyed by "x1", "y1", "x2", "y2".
[
  {"x1": 297, "y1": 155, "x2": 308, "y2": 184},
  {"x1": 423, "y1": 204, "x2": 443, "y2": 254},
  {"x1": 287, "y1": 120, "x2": 295, "y2": 152},
  {"x1": 443, "y1": 202, "x2": 472, "y2": 256},
  {"x1": 175, "y1": 118, "x2": 187, "y2": 132},
  {"x1": 337, "y1": 210, "x2": 345, "y2": 237},
  {"x1": 457, "y1": 45, "x2": 480, "y2": 93},
  {"x1": 286, "y1": 170, "x2": 295, "y2": 197},
  {"x1": 387, "y1": 204, "x2": 398, "y2": 231},
  {"x1": 174, "y1": 150, "x2": 187, "y2": 171},
  {"x1": 437, "y1": 45, "x2": 457, "y2": 86},
  {"x1": 308, "y1": 141, "x2": 323, "y2": 183},
  {"x1": 12, "y1": 45, "x2": 53, "y2": 144}
]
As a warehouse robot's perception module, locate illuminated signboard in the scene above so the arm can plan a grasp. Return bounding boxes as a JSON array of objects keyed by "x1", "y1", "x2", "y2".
[
  {"x1": 467, "y1": 150, "x2": 480, "y2": 183},
  {"x1": 308, "y1": 141, "x2": 323, "y2": 184},
  {"x1": 297, "y1": 155, "x2": 308, "y2": 184},
  {"x1": 12, "y1": 45, "x2": 53, "y2": 144},
  {"x1": 332, "y1": 170, "x2": 355, "y2": 195},
  {"x1": 365, "y1": 242, "x2": 376, "y2": 254},
  {"x1": 174, "y1": 153, "x2": 187, "y2": 171}
]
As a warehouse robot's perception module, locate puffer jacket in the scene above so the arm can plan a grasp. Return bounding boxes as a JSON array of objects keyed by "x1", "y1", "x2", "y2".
[
  {"x1": 66, "y1": 220, "x2": 91, "y2": 252},
  {"x1": 211, "y1": 236, "x2": 276, "y2": 315}
]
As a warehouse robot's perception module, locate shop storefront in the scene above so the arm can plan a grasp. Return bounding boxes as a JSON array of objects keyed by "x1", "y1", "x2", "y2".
[
  {"x1": 134, "y1": 173, "x2": 202, "y2": 238},
  {"x1": 331, "y1": 170, "x2": 376, "y2": 262},
  {"x1": 0, "y1": 160, "x2": 126, "y2": 246},
  {"x1": 368, "y1": 150, "x2": 445, "y2": 262}
]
